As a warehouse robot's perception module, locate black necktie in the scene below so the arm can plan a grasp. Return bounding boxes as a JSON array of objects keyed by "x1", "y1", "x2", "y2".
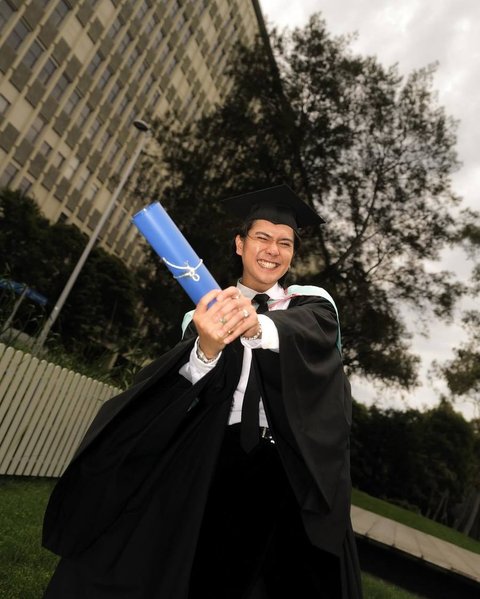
[{"x1": 240, "y1": 294, "x2": 270, "y2": 452}]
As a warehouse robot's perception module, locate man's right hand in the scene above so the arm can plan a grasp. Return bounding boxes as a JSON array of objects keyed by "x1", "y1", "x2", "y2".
[{"x1": 193, "y1": 287, "x2": 260, "y2": 359}]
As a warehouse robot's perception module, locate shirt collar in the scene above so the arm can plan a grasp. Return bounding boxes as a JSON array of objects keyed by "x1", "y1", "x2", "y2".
[{"x1": 236, "y1": 280, "x2": 285, "y2": 300}]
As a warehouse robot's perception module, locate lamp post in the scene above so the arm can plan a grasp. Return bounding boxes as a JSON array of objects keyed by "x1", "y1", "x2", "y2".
[{"x1": 32, "y1": 119, "x2": 150, "y2": 354}]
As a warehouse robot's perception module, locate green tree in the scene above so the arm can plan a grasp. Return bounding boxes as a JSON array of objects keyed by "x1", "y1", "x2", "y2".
[
  {"x1": 135, "y1": 15, "x2": 469, "y2": 386},
  {"x1": 350, "y1": 400, "x2": 478, "y2": 525},
  {"x1": 437, "y1": 220, "x2": 480, "y2": 405},
  {"x1": 440, "y1": 311, "x2": 480, "y2": 400},
  {"x1": 350, "y1": 402, "x2": 424, "y2": 509},
  {"x1": 0, "y1": 188, "x2": 62, "y2": 294},
  {"x1": 0, "y1": 188, "x2": 140, "y2": 361},
  {"x1": 419, "y1": 401, "x2": 477, "y2": 522}
]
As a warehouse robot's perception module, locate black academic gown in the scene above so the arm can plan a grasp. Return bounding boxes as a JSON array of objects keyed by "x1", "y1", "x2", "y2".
[{"x1": 42, "y1": 294, "x2": 362, "y2": 599}]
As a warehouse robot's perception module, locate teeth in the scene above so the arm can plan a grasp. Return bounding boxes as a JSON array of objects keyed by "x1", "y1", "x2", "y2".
[{"x1": 258, "y1": 260, "x2": 278, "y2": 269}]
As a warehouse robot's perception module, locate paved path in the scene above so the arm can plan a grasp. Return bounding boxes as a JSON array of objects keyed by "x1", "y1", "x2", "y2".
[{"x1": 351, "y1": 505, "x2": 480, "y2": 585}]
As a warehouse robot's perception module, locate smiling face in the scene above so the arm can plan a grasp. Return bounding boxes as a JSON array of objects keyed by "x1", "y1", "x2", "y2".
[{"x1": 235, "y1": 219, "x2": 295, "y2": 292}]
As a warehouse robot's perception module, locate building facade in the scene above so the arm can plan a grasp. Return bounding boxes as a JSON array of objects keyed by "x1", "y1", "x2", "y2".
[{"x1": 0, "y1": 0, "x2": 264, "y2": 266}]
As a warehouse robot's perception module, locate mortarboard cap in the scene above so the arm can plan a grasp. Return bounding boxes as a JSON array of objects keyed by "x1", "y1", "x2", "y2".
[{"x1": 222, "y1": 184, "x2": 324, "y2": 230}]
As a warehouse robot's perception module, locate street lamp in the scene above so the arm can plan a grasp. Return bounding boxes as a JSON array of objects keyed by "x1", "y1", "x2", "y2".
[{"x1": 32, "y1": 119, "x2": 150, "y2": 354}]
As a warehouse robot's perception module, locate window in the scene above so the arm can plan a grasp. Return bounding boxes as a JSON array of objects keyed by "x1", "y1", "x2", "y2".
[
  {"x1": 75, "y1": 168, "x2": 90, "y2": 191},
  {"x1": 38, "y1": 57, "x2": 58, "y2": 86},
  {"x1": 76, "y1": 103, "x2": 91, "y2": 128},
  {"x1": 57, "y1": 212, "x2": 69, "y2": 224},
  {"x1": 117, "y1": 153, "x2": 128, "y2": 171},
  {"x1": 22, "y1": 39, "x2": 45, "y2": 70},
  {"x1": 175, "y1": 13, "x2": 186, "y2": 32},
  {"x1": 117, "y1": 95, "x2": 129, "y2": 113},
  {"x1": 144, "y1": 20, "x2": 154, "y2": 36},
  {"x1": 63, "y1": 155, "x2": 79, "y2": 179},
  {"x1": 77, "y1": 199, "x2": 92, "y2": 221},
  {"x1": 159, "y1": 43, "x2": 170, "y2": 62},
  {"x1": 6, "y1": 19, "x2": 30, "y2": 51},
  {"x1": 85, "y1": 183, "x2": 99, "y2": 201},
  {"x1": 165, "y1": 56, "x2": 177, "y2": 77},
  {"x1": 97, "y1": 130, "x2": 111, "y2": 152},
  {"x1": 136, "y1": 62, "x2": 147, "y2": 79},
  {"x1": 19, "y1": 177, "x2": 32, "y2": 195},
  {"x1": 137, "y1": 2, "x2": 148, "y2": 19},
  {"x1": 143, "y1": 74, "x2": 154, "y2": 95},
  {"x1": 117, "y1": 32, "x2": 132, "y2": 55},
  {"x1": 108, "y1": 17, "x2": 122, "y2": 39},
  {"x1": 213, "y1": 47, "x2": 225, "y2": 67},
  {"x1": 169, "y1": 1, "x2": 180, "y2": 19},
  {"x1": 0, "y1": 3, "x2": 15, "y2": 34},
  {"x1": 50, "y1": 0, "x2": 70, "y2": 27},
  {"x1": 0, "y1": 163, "x2": 18, "y2": 187},
  {"x1": 25, "y1": 115, "x2": 46, "y2": 144},
  {"x1": 153, "y1": 29, "x2": 163, "y2": 47},
  {"x1": 127, "y1": 106, "x2": 137, "y2": 125},
  {"x1": 39, "y1": 140, "x2": 53, "y2": 158},
  {"x1": 181, "y1": 26, "x2": 192, "y2": 45},
  {"x1": 87, "y1": 208, "x2": 99, "y2": 230},
  {"x1": 182, "y1": 90, "x2": 192, "y2": 109},
  {"x1": 98, "y1": 66, "x2": 112, "y2": 90},
  {"x1": 64, "y1": 88, "x2": 82, "y2": 115},
  {"x1": 52, "y1": 151, "x2": 66, "y2": 168},
  {"x1": 108, "y1": 81, "x2": 120, "y2": 104},
  {"x1": 108, "y1": 141, "x2": 120, "y2": 163},
  {"x1": 126, "y1": 46, "x2": 139, "y2": 68},
  {"x1": 51, "y1": 72, "x2": 71, "y2": 101},
  {"x1": 87, "y1": 118, "x2": 101, "y2": 140},
  {"x1": 87, "y1": 52, "x2": 103, "y2": 77},
  {"x1": 149, "y1": 89, "x2": 161, "y2": 110},
  {"x1": 187, "y1": 96, "x2": 198, "y2": 118},
  {"x1": 0, "y1": 93, "x2": 11, "y2": 115}
]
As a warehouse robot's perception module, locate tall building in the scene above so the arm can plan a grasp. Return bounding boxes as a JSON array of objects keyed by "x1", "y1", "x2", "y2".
[{"x1": 0, "y1": 0, "x2": 266, "y2": 266}]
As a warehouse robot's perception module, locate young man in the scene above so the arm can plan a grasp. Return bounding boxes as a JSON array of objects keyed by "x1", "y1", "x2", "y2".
[{"x1": 43, "y1": 185, "x2": 362, "y2": 599}]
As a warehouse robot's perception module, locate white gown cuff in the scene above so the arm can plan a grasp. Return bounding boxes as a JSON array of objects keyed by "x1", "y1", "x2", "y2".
[
  {"x1": 241, "y1": 315, "x2": 279, "y2": 352},
  {"x1": 179, "y1": 337, "x2": 221, "y2": 383}
]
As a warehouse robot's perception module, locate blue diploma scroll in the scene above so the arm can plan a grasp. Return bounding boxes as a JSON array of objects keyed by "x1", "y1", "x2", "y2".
[{"x1": 132, "y1": 202, "x2": 220, "y2": 305}]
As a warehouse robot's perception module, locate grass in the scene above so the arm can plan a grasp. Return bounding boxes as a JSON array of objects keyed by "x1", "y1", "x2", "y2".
[
  {"x1": 362, "y1": 573, "x2": 422, "y2": 598},
  {"x1": 0, "y1": 477, "x2": 58, "y2": 598},
  {"x1": 1, "y1": 476, "x2": 470, "y2": 599},
  {"x1": 352, "y1": 488, "x2": 480, "y2": 555}
]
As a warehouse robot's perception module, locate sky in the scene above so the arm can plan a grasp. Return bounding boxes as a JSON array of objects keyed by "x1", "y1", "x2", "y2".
[{"x1": 259, "y1": 0, "x2": 479, "y2": 418}]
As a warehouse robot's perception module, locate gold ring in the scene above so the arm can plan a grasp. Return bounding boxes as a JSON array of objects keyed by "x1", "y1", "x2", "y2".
[
  {"x1": 242, "y1": 309, "x2": 249, "y2": 319},
  {"x1": 219, "y1": 316, "x2": 227, "y2": 325}
]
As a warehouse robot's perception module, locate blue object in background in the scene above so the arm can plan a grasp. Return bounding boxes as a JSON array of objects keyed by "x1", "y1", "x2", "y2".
[
  {"x1": 132, "y1": 202, "x2": 220, "y2": 305},
  {"x1": 0, "y1": 279, "x2": 48, "y2": 306}
]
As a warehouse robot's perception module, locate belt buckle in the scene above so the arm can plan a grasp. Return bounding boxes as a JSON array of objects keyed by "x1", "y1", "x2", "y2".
[{"x1": 260, "y1": 426, "x2": 274, "y2": 444}]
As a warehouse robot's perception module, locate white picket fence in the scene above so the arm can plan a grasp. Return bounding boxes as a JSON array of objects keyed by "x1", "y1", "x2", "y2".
[{"x1": 0, "y1": 343, "x2": 120, "y2": 478}]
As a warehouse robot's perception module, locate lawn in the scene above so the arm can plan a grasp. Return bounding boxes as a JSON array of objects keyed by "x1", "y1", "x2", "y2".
[
  {"x1": 0, "y1": 477, "x2": 58, "y2": 598},
  {"x1": 0, "y1": 476, "x2": 455, "y2": 598},
  {"x1": 352, "y1": 488, "x2": 480, "y2": 555}
]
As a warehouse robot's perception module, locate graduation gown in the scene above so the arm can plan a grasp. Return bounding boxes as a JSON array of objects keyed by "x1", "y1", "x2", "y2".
[{"x1": 42, "y1": 291, "x2": 362, "y2": 598}]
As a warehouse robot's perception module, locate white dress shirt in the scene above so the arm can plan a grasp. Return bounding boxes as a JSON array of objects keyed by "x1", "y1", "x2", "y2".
[{"x1": 179, "y1": 282, "x2": 292, "y2": 426}]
